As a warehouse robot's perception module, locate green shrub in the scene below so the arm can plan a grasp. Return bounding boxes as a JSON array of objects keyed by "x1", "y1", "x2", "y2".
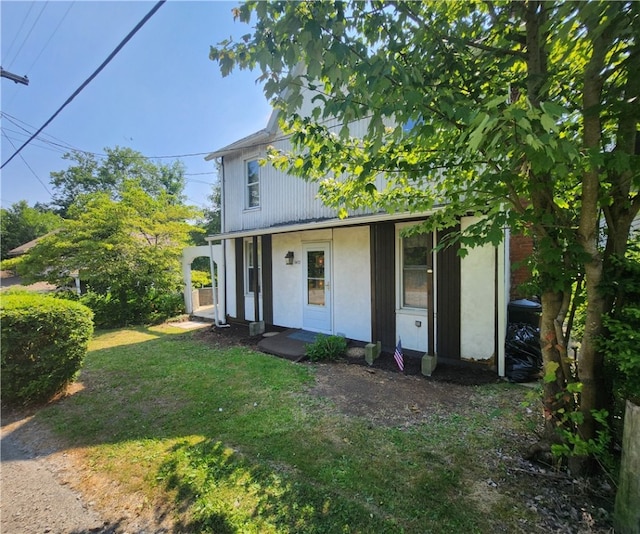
[
  {"x1": 599, "y1": 244, "x2": 640, "y2": 441},
  {"x1": 147, "y1": 291, "x2": 185, "y2": 323},
  {"x1": 78, "y1": 290, "x2": 121, "y2": 328},
  {"x1": 1, "y1": 293, "x2": 94, "y2": 405},
  {"x1": 603, "y1": 306, "x2": 640, "y2": 403},
  {"x1": 306, "y1": 334, "x2": 347, "y2": 362},
  {"x1": 191, "y1": 269, "x2": 212, "y2": 289},
  {"x1": 0, "y1": 256, "x2": 24, "y2": 273},
  {"x1": 77, "y1": 288, "x2": 185, "y2": 328}
]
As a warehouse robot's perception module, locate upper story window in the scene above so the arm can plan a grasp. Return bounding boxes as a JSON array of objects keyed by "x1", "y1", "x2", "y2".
[
  {"x1": 246, "y1": 159, "x2": 260, "y2": 209},
  {"x1": 401, "y1": 234, "x2": 429, "y2": 309}
]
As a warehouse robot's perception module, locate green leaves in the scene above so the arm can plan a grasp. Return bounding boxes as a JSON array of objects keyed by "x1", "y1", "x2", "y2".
[
  {"x1": 21, "y1": 182, "x2": 198, "y2": 299},
  {"x1": 210, "y1": 0, "x2": 638, "y2": 293},
  {"x1": 50, "y1": 146, "x2": 187, "y2": 216}
]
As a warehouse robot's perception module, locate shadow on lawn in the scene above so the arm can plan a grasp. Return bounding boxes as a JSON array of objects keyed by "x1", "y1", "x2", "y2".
[{"x1": 156, "y1": 438, "x2": 390, "y2": 533}]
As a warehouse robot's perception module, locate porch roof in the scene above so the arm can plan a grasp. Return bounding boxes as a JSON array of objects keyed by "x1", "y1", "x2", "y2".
[{"x1": 204, "y1": 210, "x2": 435, "y2": 242}]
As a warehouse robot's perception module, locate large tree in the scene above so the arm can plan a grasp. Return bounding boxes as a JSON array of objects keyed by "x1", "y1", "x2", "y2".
[
  {"x1": 211, "y1": 1, "x2": 639, "y2": 468},
  {"x1": 49, "y1": 146, "x2": 186, "y2": 216},
  {"x1": 20, "y1": 182, "x2": 200, "y2": 324}
]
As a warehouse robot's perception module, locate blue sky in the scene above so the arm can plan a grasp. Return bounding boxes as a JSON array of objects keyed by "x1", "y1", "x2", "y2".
[{"x1": 1, "y1": 0, "x2": 272, "y2": 210}]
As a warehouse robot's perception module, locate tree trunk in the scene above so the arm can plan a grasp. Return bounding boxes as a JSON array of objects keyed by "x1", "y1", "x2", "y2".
[
  {"x1": 540, "y1": 289, "x2": 572, "y2": 437},
  {"x1": 575, "y1": 11, "x2": 609, "y2": 459}
]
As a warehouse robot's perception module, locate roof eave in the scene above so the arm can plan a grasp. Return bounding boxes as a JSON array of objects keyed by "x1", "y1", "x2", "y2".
[{"x1": 205, "y1": 129, "x2": 274, "y2": 160}]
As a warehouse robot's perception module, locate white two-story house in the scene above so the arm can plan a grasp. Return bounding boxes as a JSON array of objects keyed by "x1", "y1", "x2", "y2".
[{"x1": 200, "y1": 87, "x2": 515, "y2": 375}]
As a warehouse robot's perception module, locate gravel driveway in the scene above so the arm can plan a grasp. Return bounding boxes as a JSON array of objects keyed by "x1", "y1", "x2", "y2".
[{"x1": 1, "y1": 424, "x2": 108, "y2": 534}]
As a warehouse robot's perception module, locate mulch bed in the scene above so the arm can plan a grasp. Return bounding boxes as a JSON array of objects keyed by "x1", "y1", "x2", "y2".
[{"x1": 194, "y1": 321, "x2": 500, "y2": 387}]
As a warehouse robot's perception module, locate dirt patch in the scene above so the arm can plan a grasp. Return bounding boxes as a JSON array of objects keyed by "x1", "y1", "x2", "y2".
[{"x1": 308, "y1": 364, "x2": 473, "y2": 427}]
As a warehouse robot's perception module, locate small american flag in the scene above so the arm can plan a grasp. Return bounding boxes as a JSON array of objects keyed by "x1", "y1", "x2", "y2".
[{"x1": 394, "y1": 339, "x2": 404, "y2": 372}]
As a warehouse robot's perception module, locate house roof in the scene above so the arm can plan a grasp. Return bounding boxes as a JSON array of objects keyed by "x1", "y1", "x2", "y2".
[
  {"x1": 204, "y1": 128, "x2": 273, "y2": 160},
  {"x1": 205, "y1": 63, "x2": 306, "y2": 161},
  {"x1": 205, "y1": 106, "x2": 282, "y2": 160},
  {"x1": 7, "y1": 232, "x2": 56, "y2": 256}
]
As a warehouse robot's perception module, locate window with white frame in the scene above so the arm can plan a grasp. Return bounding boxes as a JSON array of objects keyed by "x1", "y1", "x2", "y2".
[
  {"x1": 246, "y1": 159, "x2": 260, "y2": 209},
  {"x1": 401, "y1": 234, "x2": 429, "y2": 309},
  {"x1": 245, "y1": 240, "x2": 261, "y2": 294}
]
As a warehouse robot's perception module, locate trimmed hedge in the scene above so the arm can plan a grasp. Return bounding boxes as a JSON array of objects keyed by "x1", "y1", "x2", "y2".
[{"x1": 1, "y1": 292, "x2": 94, "y2": 405}]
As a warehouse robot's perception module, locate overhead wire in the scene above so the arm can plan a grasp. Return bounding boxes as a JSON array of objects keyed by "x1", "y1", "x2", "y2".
[
  {"x1": 1, "y1": 0, "x2": 166, "y2": 170},
  {"x1": 2, "y1": 2, "x2": 36, "y2": 66},
  {"x1": 5, "y1": 1, "x2": 50, "y2": 70},
  {"x1": 25, "y1": 2, "x2": 75, "y2": 73},
  {"x1": 1, "y1": 111, "x2": 97, "y2": 154},
  {"x1": 1, "y1": 131, "x2": 52, "y2": 196},
  {"x1": 2, "y1": 111, "x2": 217, "y2": 160},
  {"x1": 1, "y1": 129, "x2": 75, "y2": 156}
]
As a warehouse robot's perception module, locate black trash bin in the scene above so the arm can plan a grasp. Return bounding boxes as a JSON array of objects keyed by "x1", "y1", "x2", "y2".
[
  {"x1": 505, "y1": 299, "x2": 542, "y2": 382},
  {"x1": 508, "y1": 298, "x2": 542, "y2": 328}
]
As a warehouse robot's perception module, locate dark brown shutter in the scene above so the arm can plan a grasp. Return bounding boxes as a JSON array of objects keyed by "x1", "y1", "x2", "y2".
[
  {"x1": 234, "y1": 237, "x2": 245, "y2": 321},
  {"x1": 261, "y1": 234, "x2": 273, "y2": 326},
  {"x1": 371, "y1": 222, "x2": 396, "y2": 350},
  {"x1": 436, "y1": 225, "x2": 461, "y2": 359}
]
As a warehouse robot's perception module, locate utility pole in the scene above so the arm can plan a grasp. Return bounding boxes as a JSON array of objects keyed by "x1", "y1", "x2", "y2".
[{"x1": 0, "y1": 67, "x2": 29, "y2": 86}]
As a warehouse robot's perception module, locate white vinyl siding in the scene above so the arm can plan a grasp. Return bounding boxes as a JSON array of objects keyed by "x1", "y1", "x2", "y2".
[{"x1": 222, "y1": 126, "x2": 385, "y2": 233}]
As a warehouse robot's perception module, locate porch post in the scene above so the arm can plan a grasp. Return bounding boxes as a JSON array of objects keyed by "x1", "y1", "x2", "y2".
[
  {"x1": 208, "y1": 240, "x2": 219, "y2": 325},
  {"x1": 182, "y1": 253, "x2": 193, "y2": 314},
  {"x1": 252, "y1": 235, "x2": 260, "y2": 322}
]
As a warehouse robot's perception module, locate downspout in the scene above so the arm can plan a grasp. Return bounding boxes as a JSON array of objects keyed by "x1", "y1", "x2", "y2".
[
  {"x1": 219, "y1": 156, "x2": 226, "y2": 235},
  {"x1": 497, "y1": 225, "x2": 509, "y2": 377},
  {"x1": 211, "y1": 156, "x2": 229, "y2": 328},
  {"x1": 216, "y1": 157, "x2": 230, "y2": 327}
]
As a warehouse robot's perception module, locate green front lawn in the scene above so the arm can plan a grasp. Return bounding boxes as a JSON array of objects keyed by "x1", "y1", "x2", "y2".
[{"x1": 39, "y1": 325, "x2": 538, "y2": 533}]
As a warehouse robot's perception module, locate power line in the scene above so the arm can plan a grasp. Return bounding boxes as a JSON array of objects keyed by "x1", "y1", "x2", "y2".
[
  {"x1": 2, "y1": 111, "x2": 216, "y2": 160},
  {"x1": 2, "y1": 3, "x2": 35, "y2": 66},
  {"x1": 1, "y1": 0, "x2": 166, "y2": 170},
  {"x1": 2, "y1": 3, "x2": 74, "y2": 111},
  {"x1": 5, "y1": 2, "x2": 49, "y2": 70},
  {"x1": 25, "y1": 2, "x2": 75, "y2": 74},
  {"x1": 1, "y1": 131, "x2": 52, "y2": 196},
  {"x1": 1, "y1": 111, "x2": 92, "y2": 153},
  {"x1": 2, "y1": 112, "x2": 218, "y2": 161}
]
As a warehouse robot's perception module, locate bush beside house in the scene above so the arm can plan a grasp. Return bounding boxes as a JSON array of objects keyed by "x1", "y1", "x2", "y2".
[{"x1": 1, "y1": 292, "x2": 94, "y2": 405}]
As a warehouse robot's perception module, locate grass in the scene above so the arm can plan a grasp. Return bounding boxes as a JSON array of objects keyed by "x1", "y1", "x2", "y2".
[{"x1": 37, "y1": 324, "x2": 538, "y2": 533}]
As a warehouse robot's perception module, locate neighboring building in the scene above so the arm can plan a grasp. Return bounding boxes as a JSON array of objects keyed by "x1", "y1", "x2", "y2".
[
  {"x1": 198, "y1": 87, "x2": 524, "y2": 376},
  {"x1": 3, "y1": 232, "x2": 80, "y2": 294}
]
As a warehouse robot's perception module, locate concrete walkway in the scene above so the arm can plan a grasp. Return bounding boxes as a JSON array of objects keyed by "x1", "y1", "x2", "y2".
[{"x1": 257, "y1": 329, "x2": 319, "y2": 361}]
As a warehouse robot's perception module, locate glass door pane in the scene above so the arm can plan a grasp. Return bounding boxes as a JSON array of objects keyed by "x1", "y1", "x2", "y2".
[{"x1": 307, "y1": 250, "x2": 325, "y2": 306}]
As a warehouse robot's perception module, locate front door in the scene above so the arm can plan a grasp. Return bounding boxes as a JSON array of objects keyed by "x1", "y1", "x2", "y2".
[{"x1": 302, "y1": 242, "x2": 332, "y2": 333}]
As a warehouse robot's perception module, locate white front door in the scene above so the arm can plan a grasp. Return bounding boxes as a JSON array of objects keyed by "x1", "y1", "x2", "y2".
[{"x1": 302, "y1": 242, "x2": 332, "y2": 333}]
